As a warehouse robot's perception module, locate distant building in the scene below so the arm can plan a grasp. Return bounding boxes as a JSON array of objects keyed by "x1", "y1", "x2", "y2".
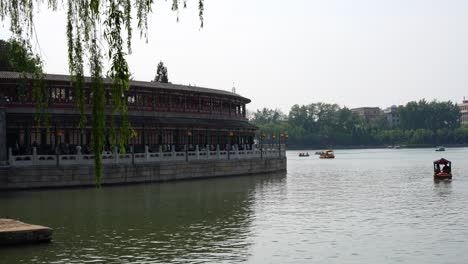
[
  {"x1": 384, "y1": 105, "x2": 399, "y2": 127},
  {"x1": 459, "y1": 98, "x2": 468, "y2": 124},
  {"x1": 351, "y1": 107, "x2": 382, "y2": 122}
]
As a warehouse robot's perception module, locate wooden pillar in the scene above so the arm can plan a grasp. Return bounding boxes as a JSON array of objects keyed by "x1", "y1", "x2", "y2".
[
  {"x1": 168, "y1": 94, "x2": 172, "y2": 111},
  {"x1": 0, "y1": 95, "x2": 6, "y2": 165},
  {"x1": 142, "y1": 125, "x2": 146, "y2": 146},
  {"x1": 210, "y1": 97, "x2": 213, "y2": 114},
  {"x1": 198, "y1": 96, "x2": 201, "y2": 112}
]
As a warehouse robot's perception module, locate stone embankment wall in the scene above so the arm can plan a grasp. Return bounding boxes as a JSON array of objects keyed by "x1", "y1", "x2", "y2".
[{"x1": 0, "y1": 157, "x2": 287, "y2": 190}]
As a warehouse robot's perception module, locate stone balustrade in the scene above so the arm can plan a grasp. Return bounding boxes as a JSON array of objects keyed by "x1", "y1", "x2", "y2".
[{"x1": 8, "y1": 144, "x2": 286, "y2": 167}]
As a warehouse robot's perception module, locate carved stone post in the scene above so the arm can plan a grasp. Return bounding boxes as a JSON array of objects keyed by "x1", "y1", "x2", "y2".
[
  {"x1": 8, "y1": 148, "x2": 13, "y2": 166},
  {"x1": 76, "y1": 145, "x2": 82, "y2": 163},
  {"x1": 33, "y1": 147, "x2": 37, "y2": 166},
  {"x1": 159, "y1": 145, "x2": 163, "y2": 160},
  {"x1": 145, "y1": 145, "x2": 149, "y2": 161},
  {"x1": 114, "y1": 146, "x2": 119, "y2": 164},
  {"x1": 131, "y1": 145, "x2": 134, "y2": 166}
]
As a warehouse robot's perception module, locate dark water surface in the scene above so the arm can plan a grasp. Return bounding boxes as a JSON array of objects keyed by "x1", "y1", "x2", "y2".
[{"x1": 1, "y1": 148, "x2": 468, "y2": 263}]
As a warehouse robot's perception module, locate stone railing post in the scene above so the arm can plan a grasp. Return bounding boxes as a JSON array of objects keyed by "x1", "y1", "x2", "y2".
[
  {"x1": 278, "y1": 143, "x2": 281, "y2": 158},
  {"x1": 159, "y1": 145, "x2": 163, "y2": 159},
  {"x1": 56, "y1": 146, "x2": 60, "y2": 167},
  {"x1": 8, "y1": 147, "x2": 13, "y2": 166},
  {"x1": 32, "y1": 147, "x2": 37, "y2": 165},
  {"x1": 76, "y1": 145, "x2": 82, "y2": 163},
  {"x1": 114, "y1": 146, "x2": 119, "y2": 164},
  {"x1": 207, "y1": 147, "x2": 210, "y2": 159},
  {"x1": 131, "y1": 145, "x2": 134, "y2": 166},
  {"x1": 216, "y1": 144, "x2": 220, "y2": 159},
  {"x1": 172, "y1": 147, "x2": 176, "y2": 161},
  {"x1": 235, "y1": 145, "x2": 240, "y2": 159},
  {"x1": 196, "y1": 145, "x2": 200, "y2": 160},
  {"x1": 145, "y1": 145, "x2": 149, "y2": 161}
]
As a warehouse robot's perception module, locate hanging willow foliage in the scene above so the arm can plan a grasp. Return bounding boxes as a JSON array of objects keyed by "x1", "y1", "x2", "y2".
[{"x1": 0, "y1": 0, "x2": 205, "y2": 186}]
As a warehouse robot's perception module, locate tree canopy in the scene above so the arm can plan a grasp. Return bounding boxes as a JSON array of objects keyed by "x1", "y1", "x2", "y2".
[
  {"x1": 153, "y1": 61, "x2": 169, "y2": 83},
  {"x1": 0, "y1": 39, "x2": 42, "y2": 73},
  {"x1": 251, "y1": 100, "x2": 466, "y2": 148},
  {"x1": 0, "y1": 0, "x2": 204, "y2": 186},
  {"x1": 397, "y1": 100, "x2": 460, "y2": 131},
  {"x1": 250, "y1": 108, "x2": 287, "y2": 125}
]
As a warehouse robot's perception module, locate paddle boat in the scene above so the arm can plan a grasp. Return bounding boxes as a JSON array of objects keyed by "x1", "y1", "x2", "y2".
[
  {"x1": 435, "y1": 146, "x2": 445, "y2": 152},
  {"x1": 433, "y1": 158, "x2": 452, "y2": 180},
  {"x1": 299, "y1": 152, "x2": 310, "y2": 157},
  {"x1": 319, "y1": 149, "x2": 335, "y2": 159}
]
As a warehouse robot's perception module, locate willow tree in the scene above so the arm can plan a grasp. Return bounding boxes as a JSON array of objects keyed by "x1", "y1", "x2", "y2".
[{"x1": 0, "y1": 0, "x2": 204, "y2": 186}]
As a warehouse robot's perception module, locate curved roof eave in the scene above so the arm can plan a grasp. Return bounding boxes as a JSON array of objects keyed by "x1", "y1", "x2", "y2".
[{"x1": 0, "y1": 71, "x2": 251, "y2": 103}]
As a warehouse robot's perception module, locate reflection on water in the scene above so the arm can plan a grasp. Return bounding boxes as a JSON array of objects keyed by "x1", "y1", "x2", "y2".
[
  {"x1": 1, "y1": 148, "x2": 468, "y2": 263},
  {"x1": 0, "y1": 173, "x2": 286, "y2": 263},
  {"x1": 433, "y1": 180, "x2": 452, "y2": 197}
]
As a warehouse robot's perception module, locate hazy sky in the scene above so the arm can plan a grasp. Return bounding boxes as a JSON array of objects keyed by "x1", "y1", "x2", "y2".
[{"x1": 1, "y1": 0, "x2": 467, "y2": 112}]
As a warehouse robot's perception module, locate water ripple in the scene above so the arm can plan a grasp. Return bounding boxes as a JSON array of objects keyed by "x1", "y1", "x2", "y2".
[{"x1": 1, "y1": 148, "x2": 468, "y2": 263}]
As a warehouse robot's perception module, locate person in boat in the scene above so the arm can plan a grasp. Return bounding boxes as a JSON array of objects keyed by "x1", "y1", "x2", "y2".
[
  {"x1": 442, "y1": 165, "x2": 447, "y2": 173},
  {"x1": 442, "y1": 164, "x2": 451, "y2": 173},
  {"x1": 435, "y1": 164, "x2": 441, "y2": 173}
]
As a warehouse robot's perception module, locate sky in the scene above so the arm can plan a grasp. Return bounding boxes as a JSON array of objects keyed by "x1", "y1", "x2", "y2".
[{"x1": 1, "y1": 0, "x2": 468, "y2": 112}]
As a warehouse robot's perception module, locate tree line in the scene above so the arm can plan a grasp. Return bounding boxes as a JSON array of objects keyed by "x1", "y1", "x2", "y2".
[{"x1": 250, "y1": 100, "x2": 468, "y2": 148}]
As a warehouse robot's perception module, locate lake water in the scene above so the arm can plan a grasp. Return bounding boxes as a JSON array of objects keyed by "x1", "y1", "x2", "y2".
[{"x1": 1, "y1": 148, "x2": 468, "y2": 263}]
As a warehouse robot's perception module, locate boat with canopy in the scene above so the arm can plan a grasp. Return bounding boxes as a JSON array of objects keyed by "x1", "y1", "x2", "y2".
[
  {"x1": 433, "y1": 158, "x2": 452, "y2": 180},
  {"x1": 319, "y1": 149, "x2": 335, "y2": 159}
]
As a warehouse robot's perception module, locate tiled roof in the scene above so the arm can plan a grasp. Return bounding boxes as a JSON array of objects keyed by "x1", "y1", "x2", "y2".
[{"x1": 0, "y1": 71, "x2": 250, "y2": 102}]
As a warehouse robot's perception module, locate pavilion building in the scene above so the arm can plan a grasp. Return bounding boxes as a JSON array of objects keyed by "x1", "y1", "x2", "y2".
[{"x1": 0, "y1": 71, "x2": 257, "y2": 163}]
